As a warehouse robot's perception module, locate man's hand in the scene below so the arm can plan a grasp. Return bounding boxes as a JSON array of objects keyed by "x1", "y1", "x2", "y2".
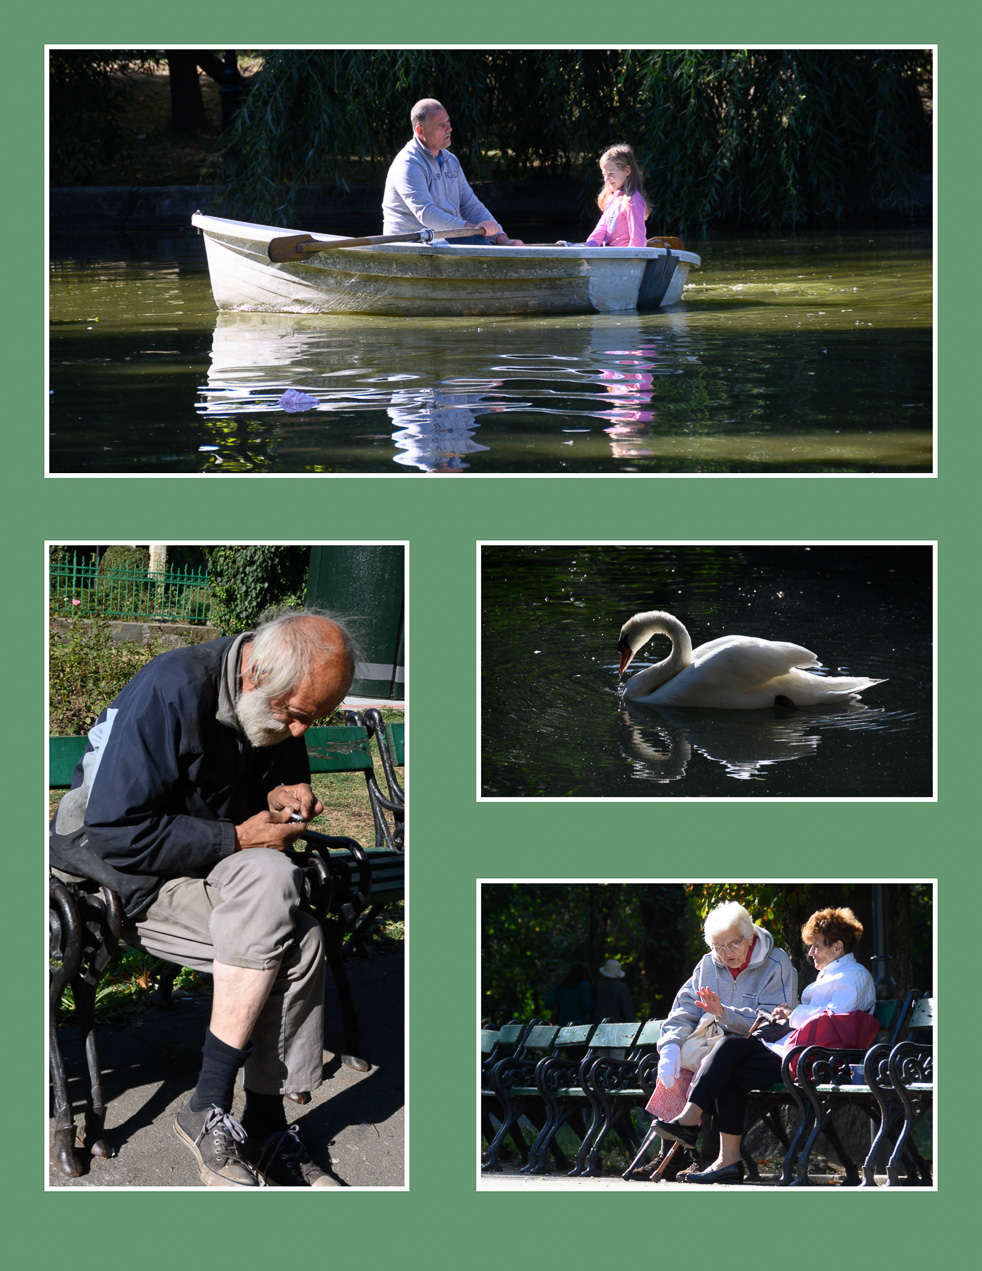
[
  {"x1": 234, "y1": 809, "x2": 307, "y2": 852},
  {"x1": 474, "y1": 219, "x2": 500, "y2": 239},
  {"x1": 267, "y1": 783, "x2": 323, "y2": 822}
]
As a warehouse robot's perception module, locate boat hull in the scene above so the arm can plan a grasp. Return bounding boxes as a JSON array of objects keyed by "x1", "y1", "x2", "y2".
[{"x1": 191, "y1": 214, "x2": 700, "y2": 317}]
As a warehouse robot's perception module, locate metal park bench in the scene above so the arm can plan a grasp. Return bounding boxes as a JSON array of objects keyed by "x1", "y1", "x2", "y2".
[
  {"x1": 482, "y1": 1021, "x2": 652, "y2": 1177},
  {"x1": 782, "y1": 993, "x2": 933, "y2": 1187},
  {"x1": 48, "y1": 719, "x2": 405, "y2": 1179}
]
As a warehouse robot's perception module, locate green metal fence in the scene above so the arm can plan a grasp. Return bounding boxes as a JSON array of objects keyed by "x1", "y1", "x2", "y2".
[{"x1": 50, "y1": 553, "x2": 213, "y2": 624}]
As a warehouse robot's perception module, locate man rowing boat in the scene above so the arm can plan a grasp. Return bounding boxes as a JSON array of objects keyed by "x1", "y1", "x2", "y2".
[{"x1": 382, "y1": 99, "x2": 524, "y2": 246}]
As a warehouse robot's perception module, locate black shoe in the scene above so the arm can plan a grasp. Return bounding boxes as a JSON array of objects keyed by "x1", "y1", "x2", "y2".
[
  {"x1": 651, "y1": 1118, "x2": 700, "y2": 1149},
  {"x1": 252, "y1": 1124, "x2": 338, "y2": 1187},
  {"x1": 681, "y1": 1160, "x2": 744, "y2": 1184},
  {"x1": 174, "y1": 1104, "x2": 263, "y2": 1188}
]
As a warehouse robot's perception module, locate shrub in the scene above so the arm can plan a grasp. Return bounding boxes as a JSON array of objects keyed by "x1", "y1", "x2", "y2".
[
  {"x1": 49, "y1": 611, "x2": 160, "y2": 735},
  {"x1": 204, "y1": 545, "x2": 310, "y2": 634}
]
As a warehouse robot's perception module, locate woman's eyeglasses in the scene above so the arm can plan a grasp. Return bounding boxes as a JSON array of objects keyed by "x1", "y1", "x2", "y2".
[{"x1": 711, "y1": 937, "x2": 748, "y2": 953}]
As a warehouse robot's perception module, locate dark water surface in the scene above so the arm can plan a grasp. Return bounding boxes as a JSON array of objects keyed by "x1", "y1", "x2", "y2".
[
  {"x1": 481, "y1": 546, "x2": 933, "y2": 798},
  {"x1": 48, "y1": 228, "x2": 932, "y2": 474}
]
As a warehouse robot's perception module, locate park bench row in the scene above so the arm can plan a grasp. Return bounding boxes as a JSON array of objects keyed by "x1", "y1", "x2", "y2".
[
  {"x1": 481, "y1": 995, "x2": 933, "y2": 1186},
  {"x1": 49, "y1": 708, "x2": 404, "y2": 1178}
]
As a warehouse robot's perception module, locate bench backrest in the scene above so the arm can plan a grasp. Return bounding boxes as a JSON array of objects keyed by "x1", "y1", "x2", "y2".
[
  {"x1": 518, "y1": 1024, "x2": 560, "y2": 1056},
  {"x1": 554, "y1": 1024, "x2": 595, "y2": 1049},
  {"x1": 305, "y1": 725, "x2": 375, "y2": 773},
  {"x1": 49, "y1": 735, "x2": 89, "y2": 787},
  {"x1": 632, "y1": 1019, "x2": 663, "y2": 1049},
  {"x1": 388, "y1": 722, "x2": 405, "y2": 766},
  {"x1": 908, "y1": 996, "x2": 934, "y2": 1033},
  {"x1": 589, "y1": 1022, "x2": 643, "y2": 1050}
]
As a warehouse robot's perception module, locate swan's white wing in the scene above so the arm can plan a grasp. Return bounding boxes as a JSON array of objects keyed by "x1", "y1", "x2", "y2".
[
  {"x1": 691, "y1": 635, "x2": 820, "y2": 677},
  {"x1": 650, "y1": 636, "x2": 821, "y2": 708}
]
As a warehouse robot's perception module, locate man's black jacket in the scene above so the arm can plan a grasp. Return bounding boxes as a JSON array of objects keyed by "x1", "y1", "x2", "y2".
[{"x1": 49, "y1": 637, "x2": 309, "y2": 919}]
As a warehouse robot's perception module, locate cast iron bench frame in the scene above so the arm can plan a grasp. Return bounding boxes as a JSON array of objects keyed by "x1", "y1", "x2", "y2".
[{"x1": 49, "y1": 718, "x2": 405, "y2": 1178}]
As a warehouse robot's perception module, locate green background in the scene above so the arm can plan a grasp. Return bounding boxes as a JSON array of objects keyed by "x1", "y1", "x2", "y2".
[{"x1": 13, "y1": 5, "x2": 964, "y2": 1267}]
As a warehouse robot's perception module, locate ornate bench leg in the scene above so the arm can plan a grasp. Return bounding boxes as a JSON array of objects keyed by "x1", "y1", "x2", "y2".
[
  {"x1": 49, "y1": 879, "x2": 82, "y2": 1176},
  {"x1": 322, "y1": 917, "x2": 369, "y2": 1071},
  {"x1": 72, "y1": 975, "x2": 111, "y2": 1159}
]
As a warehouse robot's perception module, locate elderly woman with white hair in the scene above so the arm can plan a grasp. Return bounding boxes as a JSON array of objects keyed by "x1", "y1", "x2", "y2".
[
  {"x1": 638, "y1": 901, "x2": 797, "y2": 1181},
  {"x1": 654, "y1": 905, "x2": 876, "y2": 1184}
]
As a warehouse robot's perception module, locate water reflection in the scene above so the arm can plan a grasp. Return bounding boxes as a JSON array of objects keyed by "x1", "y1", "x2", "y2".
[
  {"x1": 389, "y1": 388, "x2": 492, "y2": 472},
  {"x1": 49, "y1": 229, "x2": 933, "y2": 474},
  {"x1": 194, "y1": 312, "x2": 703, "y2": 470},
  {"x1": 616, "y1": 700, "x2": 896, "y2": 784}
]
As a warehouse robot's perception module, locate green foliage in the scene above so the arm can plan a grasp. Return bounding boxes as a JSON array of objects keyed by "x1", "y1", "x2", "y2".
[
  {"x1": 214, "y1": 48, "x2": 931, "y2": 229},
  {"x1": 203, "y1": 545, "x2": 311, "y2": 634},
  {"x1": 633, "y1": 49, "x2": 932, "y2": 230},
  {"x1": 58, "y1": 947, "x2": 205, "y2": 1022},
  {"x1": 48, "y1": 611, "x2": 161, "y2": 735},
  {"x1": 98, "y1": 544, "x2": 150, "y2": 574},
  {"x1": 49, "y1": 52, "x2": 162, "y2": 184}
]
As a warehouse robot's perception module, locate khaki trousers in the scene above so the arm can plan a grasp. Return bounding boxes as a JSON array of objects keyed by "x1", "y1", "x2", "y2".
[{"x1": 124, "y1": 850, "x2": 326, "y2": 1096}]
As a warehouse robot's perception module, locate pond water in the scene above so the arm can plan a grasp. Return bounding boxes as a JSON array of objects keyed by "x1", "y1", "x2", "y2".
[
  {"x1": 480, "y1": 545, "x2": 934, "y2": 799},
  {"x1": 48, "y1": 228, "x2": 932, "y2": 474}
]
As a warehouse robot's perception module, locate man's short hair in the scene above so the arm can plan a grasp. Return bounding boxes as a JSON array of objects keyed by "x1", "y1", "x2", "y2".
[
  {"x1": 245, "y1": 609, "x2": 359, "y2": 700},
  {"x1": 411, "y1": 98, "x2": 443, "y2": 130}
]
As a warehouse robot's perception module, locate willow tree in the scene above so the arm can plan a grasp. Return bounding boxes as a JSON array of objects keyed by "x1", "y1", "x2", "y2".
[{"x1": 214, "y1": 48, "x2": 931, "y2": 230}]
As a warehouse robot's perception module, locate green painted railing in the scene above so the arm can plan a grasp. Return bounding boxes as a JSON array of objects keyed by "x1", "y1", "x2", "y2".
[{"x1": 50, "y1": 554, "x2": 213, "y2": 623}]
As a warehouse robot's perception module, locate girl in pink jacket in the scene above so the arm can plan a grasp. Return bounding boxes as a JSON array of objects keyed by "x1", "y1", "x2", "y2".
[{"x1": 585, "y1": 144, "x2": 651, "y2": 247}]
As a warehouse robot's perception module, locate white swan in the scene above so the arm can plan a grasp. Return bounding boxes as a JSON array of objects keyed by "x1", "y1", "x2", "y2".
[{"x1": 617, "y1": 610, "x2": 885, "y2": 709}]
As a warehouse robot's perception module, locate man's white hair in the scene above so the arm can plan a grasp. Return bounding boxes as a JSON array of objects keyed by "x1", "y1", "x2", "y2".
[
  {"x1": 703, "y1": 900, "x2": 755, "y2": 947},
  {"x1": 244, "y1": 608, "x2": 359, "y2": 701}
]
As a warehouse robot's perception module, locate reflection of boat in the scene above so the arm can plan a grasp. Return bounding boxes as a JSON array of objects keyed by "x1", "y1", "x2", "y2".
[{"x1": 191, "y1": 214, "x2": 701, "y2": 317}]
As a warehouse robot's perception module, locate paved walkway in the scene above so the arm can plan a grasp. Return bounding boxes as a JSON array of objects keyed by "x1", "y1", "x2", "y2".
[
  {"x1": 49, "y1": 947, "x2": 404, "y2": 1189},
  {"x1": 478, "y1": 1164, "x2": 859, "y2": 1190}
]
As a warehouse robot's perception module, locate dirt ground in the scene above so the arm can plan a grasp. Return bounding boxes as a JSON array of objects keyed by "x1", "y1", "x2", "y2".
[{"x1": 58, "y1": 57, "x2": 263, "y2": 186}]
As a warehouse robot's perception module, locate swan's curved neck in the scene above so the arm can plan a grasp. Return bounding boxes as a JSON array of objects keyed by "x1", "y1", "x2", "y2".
[{"x1": 623, "y1": 611, "x2": 693, "y2": 696}]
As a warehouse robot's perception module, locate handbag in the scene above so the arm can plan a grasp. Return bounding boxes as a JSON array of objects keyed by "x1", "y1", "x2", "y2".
[
  {"x1": 786, "y1": 1009, "x2": 880, "y2": 1079},
  {"x1": 748, "y1": 1009, "x2": 792, "y2": 1043},
  {"x1": 679, "y1": 1014, "x2": 725, "y2": 1073}
]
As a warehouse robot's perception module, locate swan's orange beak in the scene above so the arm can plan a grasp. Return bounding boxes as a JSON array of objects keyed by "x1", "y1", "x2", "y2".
[{"x1": 618, "y1": 640, "x2": 634, "y2": 674}]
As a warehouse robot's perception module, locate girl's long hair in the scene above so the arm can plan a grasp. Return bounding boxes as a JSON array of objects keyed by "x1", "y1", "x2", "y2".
[{"x1": 597, "y1": 143, "x2": 651, "y2": 218}]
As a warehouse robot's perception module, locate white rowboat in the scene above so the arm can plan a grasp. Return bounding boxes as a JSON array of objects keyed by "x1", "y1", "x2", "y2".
[{"x1": 191, "y1": 213, "x2": 701, "y2": 317}]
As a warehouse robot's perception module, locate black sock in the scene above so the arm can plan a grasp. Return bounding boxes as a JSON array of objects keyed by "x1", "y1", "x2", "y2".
[
  {"x1": 241, "y1": 1089, "x2": 288, "y2": 1141},
  {"x1": 189, "y1": 1029, "x2": 252, "y2": 1113}
]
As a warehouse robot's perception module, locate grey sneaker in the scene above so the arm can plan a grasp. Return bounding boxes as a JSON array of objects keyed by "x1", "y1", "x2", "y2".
[
  {"x1": 175, "y1": 1105, "x2": 264, "y2": 1188},
  {"x1": 253, "y1": 1125, "x2": 338, "y2": 1187}
]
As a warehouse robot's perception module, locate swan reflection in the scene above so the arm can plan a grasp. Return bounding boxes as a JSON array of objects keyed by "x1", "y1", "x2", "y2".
[{"x1": 618, "y1": 700, "x2": 886, "y2": 783}]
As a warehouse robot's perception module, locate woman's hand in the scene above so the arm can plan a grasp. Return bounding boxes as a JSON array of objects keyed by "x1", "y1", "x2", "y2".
[
  {"x1": 770, "y1": 1004, "x2": 792, "y2": 1022},
  {"x1": 695, "y1": 987, "x2": 723, "y2": 1017}
]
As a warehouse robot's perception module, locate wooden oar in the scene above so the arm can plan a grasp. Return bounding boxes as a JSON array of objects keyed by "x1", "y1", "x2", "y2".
[
  {"x1": 646, "y1": 235, "x2": 686, "y2": 251},
  {"x1": 268, "y1": 225, "x2": 486, "y2": 263}
]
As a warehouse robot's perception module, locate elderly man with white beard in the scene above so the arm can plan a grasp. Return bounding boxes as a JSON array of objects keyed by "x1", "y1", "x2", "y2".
[{"x1": 49, "y1": 610, "x2": 356, "y2": 1188}]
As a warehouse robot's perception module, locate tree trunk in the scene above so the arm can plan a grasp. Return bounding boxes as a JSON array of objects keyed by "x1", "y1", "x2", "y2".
[
  {"x1": 166, "y1": 52, "x2": 206, "y2": 131},
  {"x1": 637, "y1": 884, "x2": 690, "y2": 1018}
]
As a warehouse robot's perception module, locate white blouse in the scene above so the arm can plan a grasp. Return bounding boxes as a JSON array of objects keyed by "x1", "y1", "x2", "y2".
[{"x1": 765, "y1": 952, "x2": 876, "y2": 1055}]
